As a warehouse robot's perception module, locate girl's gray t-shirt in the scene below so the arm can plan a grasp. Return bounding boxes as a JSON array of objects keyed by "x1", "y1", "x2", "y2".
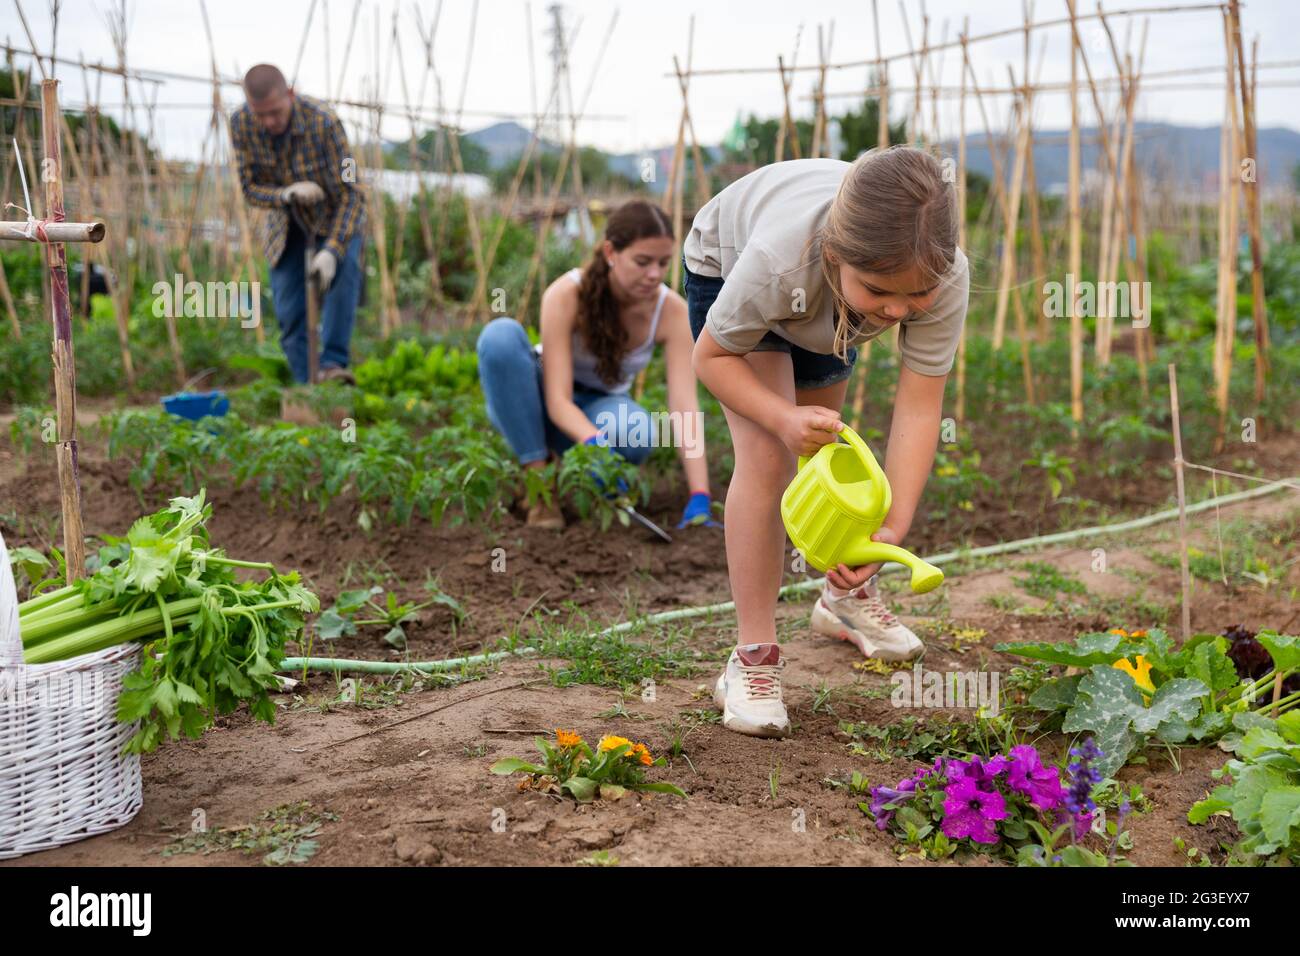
[{"x1": 683, "y1": 157, "x2": 969, "y2": 377}]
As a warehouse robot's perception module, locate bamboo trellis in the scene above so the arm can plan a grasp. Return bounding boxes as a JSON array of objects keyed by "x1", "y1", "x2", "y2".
[{"x1": 661, "y1": 0, "x2": 1277, "y2": 443}]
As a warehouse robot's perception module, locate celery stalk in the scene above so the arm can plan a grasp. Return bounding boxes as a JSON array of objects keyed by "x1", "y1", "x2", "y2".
[{"x1": 22, "y1": 599, "x2": 203, "y2": 665}]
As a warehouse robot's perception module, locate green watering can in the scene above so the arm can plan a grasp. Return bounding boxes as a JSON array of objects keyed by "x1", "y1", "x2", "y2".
[{"x1": 780, "y1": 424, "x2": 944, "y2": 593}]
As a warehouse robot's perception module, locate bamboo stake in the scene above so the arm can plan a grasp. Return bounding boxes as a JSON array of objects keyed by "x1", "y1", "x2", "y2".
[
  {"x1": 0, "y1": 257, "x2": 19, "y2": 336},
  {"x1": 39, "y1": 78, "x2": 86, "y2": 582},
  {"x1": 82, "y1": 58, "x2": 137, "y2": 375},
  {"x1": 516, "y1": 12, "x2": 617, "y2": 325},
  {"x1": 927, "y1": 18, "x2": 947, "y2": 144},
  {"x1": 406, "y1": 3, "x2": 446, "y2": 315},
  {"x1": 873, "y1": 0, "x2": 889, "y2": 147},
  {"x1": 1064, "y1": 0, "x2": 1140, "y2": 306},
  {"x1": 992, "y1": 70, "x2": 1029, "y2": 352},
  {"x1": 1020, "y1": 1, "x2": 1048, "y2": 345},
  {"x1": 445, "y1": 1, "x2": 492, "y2": 328},
  {"x1": 1229, "y1": 1, "x2": 1269, "y2": 405},
  {"x1": 1213, "y1": 7, "x2": 1241, "y2": 454},
  {"x1": 676, "y1": 45, "x2": 712, "y2": 209},
  {"x1": 1005, "y1": 71, "x2": 1035, "y2": 404},
  {"x1": 0, "y1": 59, "x2": 23, "y2": 337},
  {"x1": 1122, "y1": 44, "x2": 1152, "y2": 399},
  {"x1": 1168, "y1": 364, "x2": 1192, "y2": 642},
  {"x1": 961, "y1": 37, "x2": 1009, "y2": 251},
  {"x1": 1067, "y1": 10, "x2": 1083, "y2": 428},
  {"x1": 811, "y1": 25, "x2": 826, "y2": 157},
  {"x1": 199, "y1": 0, "x2": 262, "y2": 343},
  {"x1": 665, "y1": 50, "x2": 689, "y2": 293},
  {"x1": 776, "y1": 54, "x2": 801, "y2": 161},
  {"x1": 897, "y1": 0, "x2": 924, "y2": 142},
  {"x1": 954, "y1": 18, "x2": 968, "y2": 425}
]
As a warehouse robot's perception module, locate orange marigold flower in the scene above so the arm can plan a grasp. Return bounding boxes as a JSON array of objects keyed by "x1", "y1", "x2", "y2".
[
  {"x1": 1131, "y1": 629, "x2": 1148, "y2": 638},
  {"x1": 1108, "y1": 628, "x2": 1129, "y2": 636},
  {"x1": 598, "y1": 735, "x2": 632, "y2": 753},
  {"x1": 555, "y1": 729, "x2": 583, "y2": 748},
  {"x1": 629, "y1": 742, "x2": 653, "y2": 766}
]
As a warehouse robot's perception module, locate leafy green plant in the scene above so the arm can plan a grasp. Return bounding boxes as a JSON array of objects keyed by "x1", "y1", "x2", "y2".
[
  {"x1": 491, "y1": 729, "x2": 686, "y2": 802},
  {"x1": 7, "y1": 405, "x2": 49, "y2": 456},
  {"x1": 317, "y1": 579, "x2": 464, "y2": 649},
  {"x1": 927, "y1": 441, "x2": 995, "y2": 519},
  {"x1": 999, "y1": 628, "x2": 1300, "y2": 775},
  {"x1": 556, "y1": 441, "x2": 648, "y2": 531},
  {"x1": 6, "y1": 543, "x2": 61, "y2": 599},
  {"x1": 1188, "y1": 711, "x2": 1300, "y2": 864},
  {"x1": 1022, "y1": 450, "x2": 1077, "y2": 502},
  {"x1": 353, "y1": 338, "x2": 479, "y2": 395}
]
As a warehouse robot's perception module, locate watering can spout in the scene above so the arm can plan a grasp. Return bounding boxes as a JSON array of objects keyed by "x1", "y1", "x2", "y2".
[{"x1": 844, "y1": 541, "x2": 945, "y2": 594}]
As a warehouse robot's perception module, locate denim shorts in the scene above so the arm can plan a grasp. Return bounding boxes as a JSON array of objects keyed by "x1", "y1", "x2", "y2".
[{"x1": 682, "y1": 260, "x2": 857, "y2": 391}]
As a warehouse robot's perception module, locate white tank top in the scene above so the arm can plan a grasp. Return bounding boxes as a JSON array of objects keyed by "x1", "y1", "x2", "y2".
[{"x1": 535, "y1": 268, "x2": 668, "y2": 395}]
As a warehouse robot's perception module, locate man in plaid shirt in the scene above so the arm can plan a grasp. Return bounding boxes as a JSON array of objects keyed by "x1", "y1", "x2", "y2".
[{"x1": 230, "y1": 64, "x2": 366, "y2": 383}]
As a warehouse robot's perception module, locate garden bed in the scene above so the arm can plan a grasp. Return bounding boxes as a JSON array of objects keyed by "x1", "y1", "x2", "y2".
[{"x1": 2, "y1": 432, "x2": 1295, "y2": 867}]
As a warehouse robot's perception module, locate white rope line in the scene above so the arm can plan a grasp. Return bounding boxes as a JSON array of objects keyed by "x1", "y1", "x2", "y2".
[{"x1": 1181, "y1": 459, "x2": 1300, "y2": 492}]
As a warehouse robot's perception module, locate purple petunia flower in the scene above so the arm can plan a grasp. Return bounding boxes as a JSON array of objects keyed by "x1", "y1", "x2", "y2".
[
  {"x1": 1006, "y1": 744, "x2": 1066, "y2": 811},
  {"x1": 947, "y1": 754, "x2": 1009, "y2": 791},
  {"x1": 941, "y1": 775, "x2": 1008, "y2": 844},
  {"x1": 869, "y1": 778, "x2": 916, "y2": 830}
]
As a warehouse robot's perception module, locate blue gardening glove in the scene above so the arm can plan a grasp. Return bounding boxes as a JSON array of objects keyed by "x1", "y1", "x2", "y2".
[
  {"x1": 585, "y1": 433, "x2": 628, "y2": 497},
  {"x1": 676, "y1": 491, "x2": 721, "y2": 529}
]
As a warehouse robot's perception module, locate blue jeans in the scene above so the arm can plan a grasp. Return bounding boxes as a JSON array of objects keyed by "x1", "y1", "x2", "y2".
[
  {"x1": 476, "y1": 317, "x2": 654, "y2": 466},
  {"x1": 682, "y1": 259, "x2": 857, "y2": 390},
  {"x1": 270, "y1": 224, "x2": 364, "y2": 383}
]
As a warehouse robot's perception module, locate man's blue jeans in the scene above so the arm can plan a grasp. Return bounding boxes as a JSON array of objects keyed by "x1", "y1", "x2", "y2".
[
  {"x1": 476, "y1": 316, "x2": 653, "y2": 466},
  {"x1": 270, "y1": 224, "x2": 364, "y2": 383}
]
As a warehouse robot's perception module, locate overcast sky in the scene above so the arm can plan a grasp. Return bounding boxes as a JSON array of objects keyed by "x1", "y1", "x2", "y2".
[{"x1": 4, "y1": 0, "x2": 1298, "y2": 161}]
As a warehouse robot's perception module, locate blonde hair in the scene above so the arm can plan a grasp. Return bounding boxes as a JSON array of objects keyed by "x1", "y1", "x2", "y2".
[{"x1": 816, "y1": 146, "x2": 957, "y2": 360}]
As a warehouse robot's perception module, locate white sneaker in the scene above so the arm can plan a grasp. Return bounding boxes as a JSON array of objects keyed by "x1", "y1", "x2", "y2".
[
  {"x1": 811, "y1": 576, "x2": 924, "y2": 662},
  {"x1": 713, "y1": 643, "x2": 791, "y2": 738}
]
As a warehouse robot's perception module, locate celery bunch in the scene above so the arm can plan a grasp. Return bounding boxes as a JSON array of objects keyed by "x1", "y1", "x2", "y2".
[{"x1": 18, "y1": 491, "x2": 318, "y2": 753}]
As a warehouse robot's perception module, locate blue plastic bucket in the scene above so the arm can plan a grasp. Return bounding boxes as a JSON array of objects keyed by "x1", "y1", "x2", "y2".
[{"x1": 161, "y1": 390, "x2": 230, "y2": 421}]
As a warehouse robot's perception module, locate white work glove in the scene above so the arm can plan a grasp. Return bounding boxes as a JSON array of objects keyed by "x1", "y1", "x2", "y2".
[
  {"x1": 281, "y1": 180, "x2": 325, "y2": 205},
  {"x1": 309, "y1": 249, "x2": 337, "y2": 291}
]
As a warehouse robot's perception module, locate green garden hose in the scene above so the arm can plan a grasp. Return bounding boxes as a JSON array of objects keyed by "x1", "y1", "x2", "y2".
[{"x1": 278, "y1": 476, "x2": 1298, "y2": 675}]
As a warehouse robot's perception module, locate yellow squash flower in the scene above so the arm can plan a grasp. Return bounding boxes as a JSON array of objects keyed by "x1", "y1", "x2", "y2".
[
  {"x1": 1108, "y1": 627, "x2": 1129, "y2": 637},
  {"x1": 1113, "y1": 655, "x2": 1155, "y2": 697},
  {"x1": 555, "y1": 729, "x2": 583, "y2": 749}
]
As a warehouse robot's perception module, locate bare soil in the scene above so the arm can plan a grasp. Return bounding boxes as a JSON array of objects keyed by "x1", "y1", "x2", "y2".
[{"x1": 1, "y1": 432, "x2": 1297, "y2": 867}]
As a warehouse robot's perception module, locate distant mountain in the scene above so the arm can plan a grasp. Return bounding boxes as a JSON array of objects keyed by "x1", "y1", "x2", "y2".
[
  {"x1": 457, "y1": 119, "x2": 1300, "y2": 195},
  {"x1": 946, "y1": 122, "x2": 1300, "y2": 193},
  {"x1": 463, "y1": 121, "x2": 560, "y2": 168},
  {"x1": 462, "y1": 120, "x2": 714, "y2": 194}
]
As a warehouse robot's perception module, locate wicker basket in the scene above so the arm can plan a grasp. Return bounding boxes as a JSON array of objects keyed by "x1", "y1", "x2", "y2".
[{"x1": 0, "y1": 531, "x2": 143, "y2": 860}]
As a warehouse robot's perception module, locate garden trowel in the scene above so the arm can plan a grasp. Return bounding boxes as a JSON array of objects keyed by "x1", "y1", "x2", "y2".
[{"x1": 619, "y1": 502, "x2": 672, "y2": 543}]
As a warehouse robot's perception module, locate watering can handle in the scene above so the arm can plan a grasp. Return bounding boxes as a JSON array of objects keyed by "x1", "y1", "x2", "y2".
[{"x1": 795, "y1": 425, "x2": 893, "y2": 516}]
